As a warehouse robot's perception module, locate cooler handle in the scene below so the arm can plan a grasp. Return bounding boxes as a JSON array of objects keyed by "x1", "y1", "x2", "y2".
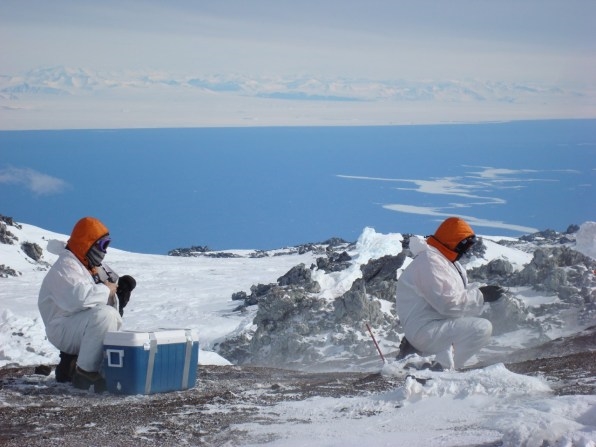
[
  {"x1": 145, "y1": 332, "x2": 158, "y2": 394},
  {"x1": 106, "y1": 349, "x2": 125, "y2": 368},
  {"x1": 182, "y1": 329, "x2": 193, "y2": 389}
]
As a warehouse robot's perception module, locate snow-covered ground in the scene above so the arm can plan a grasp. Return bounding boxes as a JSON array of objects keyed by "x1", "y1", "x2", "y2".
[{"x1": 1, "y1": 219, "x2": 595, "y2": 446}]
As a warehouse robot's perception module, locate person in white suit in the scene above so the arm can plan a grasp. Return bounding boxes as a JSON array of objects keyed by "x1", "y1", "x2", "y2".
[
  {"x1": 38, "y1": 216, "x2": 135, "y2": 392},
  {"x1": 395, "y1": 217, "x2": 504, "y2": 370}
]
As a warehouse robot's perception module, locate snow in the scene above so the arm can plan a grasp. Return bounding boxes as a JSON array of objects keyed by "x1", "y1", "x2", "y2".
[{"x1": 1, "y1": 221, "x2": 596, "y2": 445}]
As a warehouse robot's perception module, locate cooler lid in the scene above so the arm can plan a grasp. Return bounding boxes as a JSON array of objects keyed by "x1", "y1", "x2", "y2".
[{"x1": 104, "y1": 329, "x2": 199, "y2": 346}]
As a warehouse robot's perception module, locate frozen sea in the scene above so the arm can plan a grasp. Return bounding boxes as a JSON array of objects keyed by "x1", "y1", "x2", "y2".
[{"x1": 1, "y1": 119, "x2": 594, "y2": 254}]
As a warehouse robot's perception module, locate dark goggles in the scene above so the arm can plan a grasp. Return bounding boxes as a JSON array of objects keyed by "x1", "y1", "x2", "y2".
[
  {"x1": 95, "y1": 235, "x2": 111, "y2": 253},
  {"x1": 455, "y1": 235, "x2": 477, "y2": 254}
]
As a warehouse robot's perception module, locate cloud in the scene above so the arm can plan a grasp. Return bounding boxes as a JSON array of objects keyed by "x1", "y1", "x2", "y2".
[
  {"x1": 0, "y1": 167, "x2": 69, "y2": 195},
  {"x1": 339, "y1": 167, "x2": 562, "y2": 203},
  {"x1": 338, "y1": 166, "x2": 562, "y2": 234},
  {"x1": 337, "y1": 173, "x2": 506, "y2": 204},
  {"x1": 382, "y1": 203, "x2": 538, "y2": 233}
]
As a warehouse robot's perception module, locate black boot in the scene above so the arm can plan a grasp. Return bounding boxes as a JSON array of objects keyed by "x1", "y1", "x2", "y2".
[
  {"x1": 396, "y1": 336, "x2": 421, "y2": 360},
  {"x1": 72, "y1": 366, "x2": 107, "y2": 393},
  {"x1": 55, "y1": 351, "x2": 78, "y2": 383}
]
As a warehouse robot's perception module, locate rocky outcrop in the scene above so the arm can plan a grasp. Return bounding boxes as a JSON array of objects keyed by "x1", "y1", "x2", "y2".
[
  {"x1": 223, "y1": 250, "x2": 405, "y2": 367},
  {"x1": 468, "y1": 245, "x2": 596, "y2": 309},
  {"x1": 21, "y1": 242, "x2": 43, "y2": 262},
  {"x1": 315, "y1": 250, "x2": 352, "y2": 273},
  {"x1": 0, "y1": 221, "x2": 18, "y2": 245},
  {"x1": 167, "y1": 245, "x2": 211, "y2": 256},
  {"x1": 277, "y1": 263, "x2": 321, "y2": 293},
  {"x1": 0, "y1": 265, "x2": 20, "y2": 278},
  {"x1": 0, "y1": 215, "x2": 51, "y2": 275},
  {"x1": 219, "y1": 226, "x2": 595, "y2": 369}
]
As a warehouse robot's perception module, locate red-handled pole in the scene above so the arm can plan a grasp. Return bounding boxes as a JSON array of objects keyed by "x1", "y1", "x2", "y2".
[{"x1": 366, "y1": 323, "x2": 386, "y2": 364}]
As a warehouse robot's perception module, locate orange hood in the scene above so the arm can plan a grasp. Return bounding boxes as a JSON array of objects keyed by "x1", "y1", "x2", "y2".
[
  {"x1": 427, "y1": 217, "x2": 474, "y2": 262},
  {"x1": 66, "y1": 217, "x2": 109, "y2": 269}
]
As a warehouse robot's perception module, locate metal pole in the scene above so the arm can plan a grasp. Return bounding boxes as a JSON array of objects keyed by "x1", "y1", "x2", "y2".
[{"x1": 366, "y1": 323, "x2": 386, "y2": 364}]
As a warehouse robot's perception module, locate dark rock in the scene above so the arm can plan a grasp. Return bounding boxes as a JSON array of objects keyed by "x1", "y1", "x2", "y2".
[
  {"x1": 231, "y1": 282, "x2": 277, "y2": 310},
  {"x1": 277, "y1": 263, "x2": 320, "y2": 293},
  {"x1": 167, "y1": 245, "x2": 210, "y2": 256},
  {"x1": 468, "y1": 258, "x2": 515, "y2": 283},
  {"x1": 321, "y1": 237, "x2": 351, "y2": 248},
  {"x1": 204, "y1": 252, "x2": 241, "y2": 259},
  {"x1": 333, "y1": 279, "x2": 386, "y2": 326},
  {"x1": 247, "y1": 286, "x2": 329, "y2": 365},
  {"x1": 400, "y1": 234, "x2": 414, "y2": 250},
  {"x1": 231, "y1": 291, "x2": 248, "y2": 302},
  {"x1": 0, "y1": 264, "x2": 20, "y2": 278},
  {"x1": 520, "y1": 229, "x2": 560, "y2": 242},
  {"x1": 249, "y1": 250, "x2": 269, "y2": 258},
  {"x1": 361, "y1": 253, "x2": 405, "y2": 283},
  {"x1": 21, "y1": 242, "x2": 43, "y2": 261},
  {"x1": 34, "y1": 364, "x2": 52, "y2": 376},
  {"x1": 0, "y1": 214, "x2": 22, "y2": 229},
  {"x1": 316, "y1": 251, "x2": 352, "y2": 273},
  {"x1": 251, "y1": 283, "x2": 275, "y2": 297},
  {"x1": 566, "y1": 224, "x2": 580, "y2": 234},
  {"x1": 0, "y1": 222, "x2": 18, "y2": 245}
]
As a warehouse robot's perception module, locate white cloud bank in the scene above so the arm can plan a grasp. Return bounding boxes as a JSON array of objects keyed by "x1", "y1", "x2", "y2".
[
  {"x1": 338, "y1": 166, "x2": 568, "y2": 233},
  {"x1": 0, "y1": 67, "x2": 593, "y2": 130},
  {"x1": 381, "y1": 204, "x2": 539, "y2": 233},
  {"x1": 0, "y1": 1, "x2": 594, "y2": 129},
  {"x1": 0, "y1": 167, "x2": 69, "y2": 196}
]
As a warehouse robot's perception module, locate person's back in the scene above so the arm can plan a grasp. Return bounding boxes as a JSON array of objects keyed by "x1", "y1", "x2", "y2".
[{"x1": 39, "y1": 248, "x2": 110, "y2": 327}]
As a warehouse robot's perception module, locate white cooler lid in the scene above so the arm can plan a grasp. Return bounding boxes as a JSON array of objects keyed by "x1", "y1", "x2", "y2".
[{"x1": 104, "y1": 329, "x2": 199, "y2": 346}]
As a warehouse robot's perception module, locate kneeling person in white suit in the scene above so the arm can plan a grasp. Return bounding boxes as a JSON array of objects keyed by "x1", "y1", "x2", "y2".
[
  {"x1": 396, "y1": 217, "x2": 504, "y2": 370},
  {"x1": 38, "y1": 216, "x2": 136, "y2": 392}
]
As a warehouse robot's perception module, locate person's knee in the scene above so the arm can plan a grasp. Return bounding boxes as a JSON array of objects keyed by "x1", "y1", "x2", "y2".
[
  {"x1": 475, "y1": 318, "x2": 492, "y2": 342},
  {"x1": 89, "y1": 305, "x2": 121, "y2": 331}
]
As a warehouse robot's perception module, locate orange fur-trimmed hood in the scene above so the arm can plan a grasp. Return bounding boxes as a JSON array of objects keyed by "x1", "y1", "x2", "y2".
[
  {"x1": 427, "y1": 217, "x2": 474, "y2": 262},
  {"x1": 66, "y1": 217, "x2": 109, "y2": 268}
]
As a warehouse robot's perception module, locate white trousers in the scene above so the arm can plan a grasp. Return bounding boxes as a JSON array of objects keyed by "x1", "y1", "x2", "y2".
[
  {"x1": 409, "y1": 317, "x2": 492, "y2": 369},
  {"x1": 47, "y1": 305, "x2": 122, "y2": 372}
]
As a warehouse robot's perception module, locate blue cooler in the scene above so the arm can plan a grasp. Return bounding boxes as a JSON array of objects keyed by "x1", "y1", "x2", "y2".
[{"x1": 103, "y1": 329, "x2": 199, "y2": 395}]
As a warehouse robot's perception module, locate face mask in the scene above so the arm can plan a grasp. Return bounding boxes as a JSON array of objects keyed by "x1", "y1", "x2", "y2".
[{"x1": 86, "y1": 245, "x2": 106, "y2": 267}]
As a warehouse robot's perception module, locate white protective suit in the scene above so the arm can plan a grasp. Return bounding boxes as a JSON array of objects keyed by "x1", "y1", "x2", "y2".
[
  {"x1": 38, "y1": 248, "x2": 122, "y2": 372},
  {"x1": 396, "y1": 239, "x2": 491, "y2": 369}
]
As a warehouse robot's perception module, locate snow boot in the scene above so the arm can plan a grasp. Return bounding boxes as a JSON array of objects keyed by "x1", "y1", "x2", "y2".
[
  {"x1": 406, "y1": 374, "x2": 432, "y2": 385},
  {"x1": 419, "y1": 361, "x2": 445, "y2": 372},
  {"x1": 72, "y1": 366, "x2": 107, "y2": 393},
  {"x1": 405, "y1": 360, "x2": 445, "y2": 372},
  {"x1": 55, "y1": 351, "x2": 78, "y2": 383},
  {"x1": 396, "y1": 336, "x2": 421, "y2": 360}
]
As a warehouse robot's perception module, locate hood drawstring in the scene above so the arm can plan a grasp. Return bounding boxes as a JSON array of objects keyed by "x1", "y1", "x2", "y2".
[
  {"x1": 453, "y1": 262, "x2": 467, "y2": 287},
  {"x1": 91, "y1": 267, "x2": 101, "y2": 284}
]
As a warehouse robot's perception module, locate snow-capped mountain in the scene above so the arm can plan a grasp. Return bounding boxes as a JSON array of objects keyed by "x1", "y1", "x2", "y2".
[{"x1": 0, "y1": 66, "x2": 582, "y2": 104}]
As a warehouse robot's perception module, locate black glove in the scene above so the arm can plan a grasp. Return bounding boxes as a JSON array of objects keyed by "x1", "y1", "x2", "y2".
[
  {"x1": 117, "y1": 275, "x2": 137, "y2": 316},
  {"x1": 479, "y1": 285, "x2": 505, "y2": 303}
]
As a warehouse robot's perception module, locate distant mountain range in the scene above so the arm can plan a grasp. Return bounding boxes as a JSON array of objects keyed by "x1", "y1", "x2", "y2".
[
  {"x1": 0, "y1": 66, "x2": 579, "y2": 104},
  {"x1": 1, "y1": 66, "x2": 593, "y2": 129}
]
